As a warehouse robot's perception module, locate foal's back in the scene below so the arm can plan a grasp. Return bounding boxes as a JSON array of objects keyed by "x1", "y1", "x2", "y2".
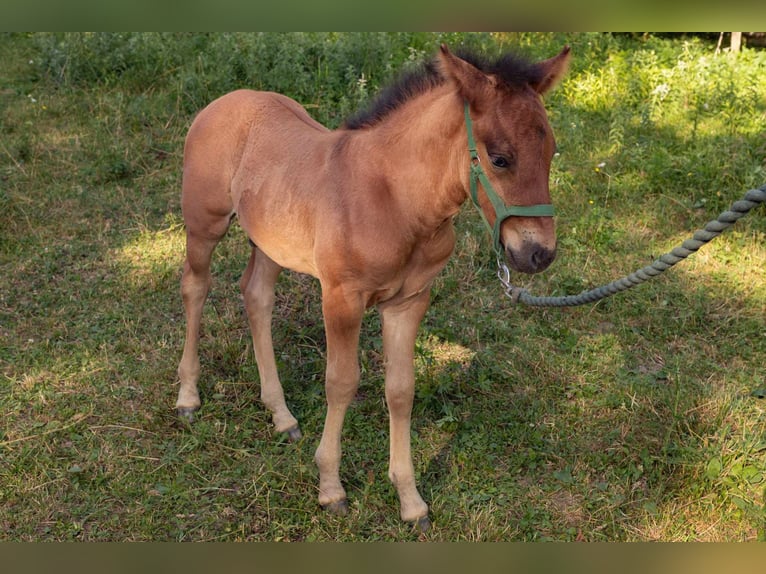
[
  {"x1": 182, "y1": 90, "x2": 337, "y2": 276},
  {"x1": 183, "y1": 89, "x2": 330, "y2": 205}
]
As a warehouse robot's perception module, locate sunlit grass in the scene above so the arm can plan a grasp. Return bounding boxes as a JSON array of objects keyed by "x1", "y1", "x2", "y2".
[{"x1": 114, "y1": 224, "x2": 185, "y2": 288}]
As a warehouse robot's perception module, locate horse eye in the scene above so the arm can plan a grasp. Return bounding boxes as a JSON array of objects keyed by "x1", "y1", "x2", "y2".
[{"x1": 490, "y1": 154, "x2": 511, "y2": 169}]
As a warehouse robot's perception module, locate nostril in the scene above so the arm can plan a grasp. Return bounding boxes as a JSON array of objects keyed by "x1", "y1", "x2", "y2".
[
  {"x1": 531, "y1": 247, "x2": 555, "y2": 271},
  {"x1": 505, "y1": 243, "x2": 556, "y2": 274}
]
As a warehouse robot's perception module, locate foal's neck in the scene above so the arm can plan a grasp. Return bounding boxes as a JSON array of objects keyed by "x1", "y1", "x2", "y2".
[{"x1": 351, "y1": 86, "x2": 469, "y2": 235}]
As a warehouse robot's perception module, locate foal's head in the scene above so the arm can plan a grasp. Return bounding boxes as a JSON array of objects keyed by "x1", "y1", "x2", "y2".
[{"x1": 439, "y1": 45, "x2": 570, "y2": 274}]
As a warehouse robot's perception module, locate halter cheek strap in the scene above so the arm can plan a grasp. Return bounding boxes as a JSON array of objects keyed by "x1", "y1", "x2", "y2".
[{"x1": 464, "y1": 101, "x2": 555, "y2": 255}]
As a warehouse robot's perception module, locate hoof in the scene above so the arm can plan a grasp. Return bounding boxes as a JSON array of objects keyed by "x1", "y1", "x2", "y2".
[
  {"x1": 284, "y1": 425, "x2": 302, "y2": 442},
  {"x1": 322, "y1": 499, "x2": 349, "y2": 516},
  {"x1": 412, "y1": 515, "x2": 431, "y2": 533},
  {"x1": 176, "y1": 407, "x2": 197, "y2": 423}
]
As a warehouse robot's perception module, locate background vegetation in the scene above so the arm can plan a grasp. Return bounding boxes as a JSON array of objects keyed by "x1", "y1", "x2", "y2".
[{"x1": 1, "y1": 32, "x2": 764, "y2": 541}]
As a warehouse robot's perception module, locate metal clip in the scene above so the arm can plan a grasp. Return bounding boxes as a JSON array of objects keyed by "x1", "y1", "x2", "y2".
[{"x1": 496, "y1": 257, "x2": 524, "y2": 303}]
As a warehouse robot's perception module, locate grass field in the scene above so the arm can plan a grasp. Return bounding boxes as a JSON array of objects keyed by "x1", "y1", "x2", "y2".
[{"x1": 1, "y1": 32, "x2": 765, "y2": 541}]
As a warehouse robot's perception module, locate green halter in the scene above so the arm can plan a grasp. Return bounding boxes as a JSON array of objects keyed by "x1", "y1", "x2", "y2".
[{"x1": 464, "y1": 101, "x2": 555, "y2": 255}]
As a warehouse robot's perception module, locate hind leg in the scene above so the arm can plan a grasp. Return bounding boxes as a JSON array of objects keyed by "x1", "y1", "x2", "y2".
[
  {"x1": 176, "y1": 221, "x2": 230, "y2": 420},
  {"x1": 241, "y1": 247, "x2": 300, "y2": 440}
]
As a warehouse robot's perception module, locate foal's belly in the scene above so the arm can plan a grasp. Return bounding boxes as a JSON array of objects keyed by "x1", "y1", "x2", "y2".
[{"x1": 242, "y1": 223, "x2": 319, "y2": 277}]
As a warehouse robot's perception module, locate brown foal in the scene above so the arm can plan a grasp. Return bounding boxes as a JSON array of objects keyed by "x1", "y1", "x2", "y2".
[{"x1": 175, "y1": 44, "x2": 570, "y2": 529}]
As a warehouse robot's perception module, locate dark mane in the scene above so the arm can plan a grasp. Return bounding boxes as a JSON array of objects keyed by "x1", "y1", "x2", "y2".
[
  {"x1": 342, "y1": 47, "x2": 542, "y2": 130},
  {"x1": 342, "y1": 59, "x2": 443, "y2": 130}
]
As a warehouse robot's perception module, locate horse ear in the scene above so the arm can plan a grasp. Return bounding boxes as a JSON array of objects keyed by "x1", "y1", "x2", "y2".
[
  {"x1": 438, "y1": 44, "x2": 493, "y2": 103},
  {"x1": 531, "y1": 46, "x2": 571, "y2": 95}
]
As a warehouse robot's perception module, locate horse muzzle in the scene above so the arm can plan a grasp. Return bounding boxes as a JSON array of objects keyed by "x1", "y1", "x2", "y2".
[{"x1": 504, "y1": 241, "x2": 556, "y2": 274}]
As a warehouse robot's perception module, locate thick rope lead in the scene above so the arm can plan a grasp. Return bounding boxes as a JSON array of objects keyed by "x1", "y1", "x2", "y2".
[{"x1": 500, "y1": 185, "x2": 766, "y2": 307}]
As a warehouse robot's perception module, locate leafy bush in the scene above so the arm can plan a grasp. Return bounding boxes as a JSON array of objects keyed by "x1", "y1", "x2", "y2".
[{"x1": 33, "y1": 32, "x2": 555, "y2": 126}]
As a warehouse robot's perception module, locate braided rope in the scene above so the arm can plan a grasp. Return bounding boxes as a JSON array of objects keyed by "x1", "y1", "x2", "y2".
[{"x1": 500, "y1": 185, "x2": 766, "y2": 307}]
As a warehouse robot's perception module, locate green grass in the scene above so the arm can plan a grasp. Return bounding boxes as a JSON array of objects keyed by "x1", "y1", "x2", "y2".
[{"x1": 1, "y1": 32, "x2": 765, "y2": 541}]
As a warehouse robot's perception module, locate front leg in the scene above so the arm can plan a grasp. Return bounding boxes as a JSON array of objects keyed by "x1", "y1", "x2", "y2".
[
  {"x1": 314, "y1": 285, "x2": 364, "y2": 514},
  {"x1": 379, "y1": 289, "x2": 431, "y2": 530}
]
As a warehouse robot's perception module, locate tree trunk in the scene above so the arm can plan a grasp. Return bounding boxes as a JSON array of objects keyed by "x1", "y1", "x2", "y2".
[{"x1": 731, "y1": 32, "x2": 742, "y2": 52}]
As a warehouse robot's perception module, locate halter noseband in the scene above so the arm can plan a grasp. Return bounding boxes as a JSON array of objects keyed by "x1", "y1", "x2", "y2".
[{"x1": 464, "y1": 101, "x2": 555, "y2": 256}]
